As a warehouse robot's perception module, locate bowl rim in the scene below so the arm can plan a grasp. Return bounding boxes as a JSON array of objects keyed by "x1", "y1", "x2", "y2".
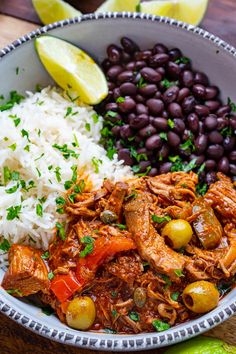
[{"x1": 1, "y1": 11, "x2": 236, "y2": 352}]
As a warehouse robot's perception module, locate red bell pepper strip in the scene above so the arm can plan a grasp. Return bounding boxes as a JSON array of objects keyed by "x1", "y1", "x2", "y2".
[{"x1": 50, "y1": 271, "x2": 82, "y2": 303}]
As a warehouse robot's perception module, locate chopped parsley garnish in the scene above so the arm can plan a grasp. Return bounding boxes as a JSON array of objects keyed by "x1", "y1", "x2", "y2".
[
  {"x1": 175, "y1": 57, "x2": 190, "y2": 64},
  {"x1": 105, "y1": 110, "x2": 117, "y2": 118},
  {"x1": 71, "y1": 165, "x2": 77, "y2": 183},
  {"x1": 92, "y1": 113, "x2": 99, "y2": 123},
  {"x1": 41, "y1": 306, "x2": 54, "y2": 316},
  {"x1": 55, "y1": 196, "x2": 66, "y2": 205},
  {"x1": 152, "y1": 214, "x2": 171, "y2": 223},
  {"x1": 0, "y1": 91, "x2": 24, "y2": 112},
  {"x1": 167, "y1": 119, "x2": 174, "y2": 129},
  {"x1": 72, "y1": 134, "x2": 79, "y2": 147},
  {"x1": 136, "y1": 76, "x2": 147, "y2": 88},
  {"x1": 136, "y1": 3, "x2": 141, "y2": 11},
  {"x1": 160, "y1": 274, "x2": 172, "y2": 287},
  {"x1": 91, "y1": 157, "x2": 102, "y2": 173},
  {"x1": 65, "y1": 106, "x2": 72, "y2": 117},
  {"x1": 152, "y1": 320, "x2": 170, "y2": 332},
  {"x1": 180, "y1": 138, "x2": 195, "y2": 152},
  {"x1": 136, "y1": 166, "x2": 152, "y2": 177},
  {"x1": 220, "y1": 126, "x2": 233, "y2": 138},
  {"x1": 54, "y1": 167, "x2": 61, "y2": 182},
  {"x1": 171, "y1": 292, "x2": 180, "y2": 302},
  {"x1": 79, "y1": 243, "x2": 94, "y2": 258},
  {"x1": 68, "y1": 193, "x2": 76, "y2": 203},
  {"x1": 21, "y1": 129, "x2": 30, "y2": 142},
  {"x1": 9, "y1": 114, "x2": 21, "y2": 127},
  {"x1": 36, "y1": 167, "x2": 41, "y2": 177},
  {"x1": 5, "y1": 183, "x2": 19, "y2": 194},
  {"x1": 0, "y1": 238, "x2": 11, "y2": 252},
  {"x1": 16, "y1": 67, "x2": 19, "y2": 75},
  {"x1": 174, "y1": 269, "x2": 185, "y2": 277},
  {"x1": 48, "y1": 165, "x2": 53, "y2": 171},
  {"x1": 161, "y1": 79, "x2": 178, "y2": 89},
  {"x1": 52, "y1": 144, "x2": 79, "y2": 159},
  {"x1": 170, "y1": 156, "x2": 197, "y2": 173},
  {"x1": 112, "y1": 309, "x2": 118, "y2": 317},
  {"x1": 74, "y1": 179, "x2": 86, "y2": 194},
  {"x1": 85, "y1": 123, "x2": 91, "y2": 132},
  {"x1": 104, "y1": 328, "x2": 117, "y2": 334},
  {"x1": 228, "y1": 97, "x2": 236, "y2": 112},
  {"x1": 8, "y1": 143, "x2": 17, "y2": 151},
  {"x1": 196, "y1": 182, "x2": 208, "y2": 196},
  {"x1": 41, "y1": 251, "x2": 50, "y2": 260},
  {"x1": 24, "y1": 145, "x2": 30, "y2": 152},
  {"x1": 64, "y1": 180, "x2": 73, "y2": 190},
  {"x1": 111, "y1": 291, "x2": 117, "y2": 298},
  {"x1": 114, "y1": 224, "x2": 127, "y2": 230},
  {"x1": 198, "y1": 163, "x2": 205, "y2": 175},
  {"x1": 6, "y1": 205, "x2": 21, "y2": 220},
  {"x1": 48, "y1": 272, "x2": 54, "y2": 280},
  {"x1": 3, "y1": 166, "x2": 12, "y2": 184},
  {"x1": 36, "y1": 204, "x2": 43, "y2": 217},
  {"x1": 34, "y1": 153, "x2": 44, "y2": 161},
  {"x1": 56, "y1": 222, "x2": 66, "y2": 241},
  {"x1": 106, "y1": 146, "x2": 117, "y2": 160},
  {"x1": 116, "y1": 96, "x2": 125, "y2": 103},
  {"x1": 6, "y1": 289, "x2": 23, "y2": 296},
  {"x1": 81, "y1": 236, "x2": 94, "y2": 244},
  {"x1": 129, "y1": 311, "x2": 140, "y2": 322},
  {"x1": 125, "y1": 189, "x2": 138, "y2": 201},
  {"x1": 159, "y1": 132, "x2": 168, "y2": 141}
]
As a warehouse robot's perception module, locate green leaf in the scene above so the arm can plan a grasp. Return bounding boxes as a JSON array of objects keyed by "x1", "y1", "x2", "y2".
[
  {"x1": 64, "y1": 180, "x2": 73, "y2": 190},
  {"x1": 167, "y1": 119, "x2": 174, "y2": 129},
  {"x1": 36, "y1": 167, "x2": 41, "y2": 177},
  {"x1": 41, "y1": 251, "x2": 50, "y2": 260},
  {"x1": 6, "y1": 289, "x2": 23, "y2": 296},
  {"x1": 220, "y1": 126, "x2": 233, "y2": 138},
  {"x1": 3, "y1": 166, "x2": 12, "y2": 185},
  {"x1": 34, "y1": 153, "x2": 44, "y2": 161},
  {"x1": 81, "y1": 236, "x2": 94, "y2": 244},
  {"x1": 183, "y1": 158, "x2": 197, "y2": 172},
  {"x1": 36, "y1": 204, "x2": 43, "y2": 217},
  {"x1": 175, "y1": 57, "x2": 190, "y2": 64},
  {"x1": 92, "y1": 113, "x2": 99, "y2": 123},
  {"x1": 0, "y1": 91, "x2": 24, "y2": 112},
  {"x1": 105, "y1": 110, "x2": 117, "y2": 118},
  {"x1": 161, "y1": 79, "x2": 178, "y2": 89},
  {"x1": 12, "y1": 171, "x2": 20, "y2": 181},
  {"x1": 106, "y1": 147, "x2": 117, "y2": 160},
  {"x1": 48, "y1": 272, "x2": 54, "y2": 280},
  {"x1": 152, "y1": 320, "x2": 170, "y2": 332},
  {"x1": 136, "y1": 76, "x2": 147, "y2": 88},
  {"x1": 180, "y1": 138, "x2": 195, "y2": 152},
  {"x1": 79, "y1": 243, "x2": 94, "y2": 258},
  {"x1": 196, "y1": 182, "x2": 208, "y2": 196},
  {"x1": 68, "y1": 193, "x2": 76, "y2": 203},
  {"x1": 65, "y1": 106, "x2": 72, "y2": 117},
  {"x1": 85, "y1": 122, "x2": 91, "y2": 131},
  {"x1": 54, "y1": 166, "x2": 61, "y2": 182},
  {"x1": 111, "y1": 291, "x2": 117, "y2": 298},
  {"x1": 56, "y1": 222, "x2": 66, "y2": 241},
  {"x1": 114, "y1": 224, "x2": 127, "y2": 230},
  {"x1": 24, "y1": 145, "x2": 30, "y2": 152},
  {"x1": 104, "y1": 328, "x2": 117, "y2": 334},
  {"x1": 74, "y1": 179, "x2": 86, "y2": 194},
  {"x1": 6, "y1": 205, "x2": 21, "y2": 220},
  {"x1": 71, "y1": 164, "x2": 78, "y2": 183},
  {"x1": 227, "y1": 97, "x2": 236, "y2": 112},
  {"x1": 171, "y1": 292, "x2": 180, "y2": 301},
  {"x1": 41, "y1": 306, "x2": 54, "y2": 316},
  {"x1": 152, "y1": 214, "x2": 171, "y2": 223},
  {"x1": 91, "y1": 157, "x2": 102, "y2": 173},
  {"x1": 72, "y1": 134, "x2": 79, "y2": 147},
  {"x1": 52, "y1": 143, "x2": 79, "y2": 159},
  {"x1": 129, "y1": 311, "x2": 140, "y2": 322},
  {"x1": 159, "y1": 132, "x2": 168, "y2": 141},
  {"x1": 160, "y1": 274, "x2": 172, "y2": 287},
  {"x1": 55, "y1": 196, "x2": 66, "y2": 205},
  {"x1": 112, "y1": 309, "x2": 118, "y2": 317},
  {"x1": 21, "y1": 129, "x2": 30, "y2": 142},
  {"x1": 5, "y1": 183, "x2": 19, "y2": 194},
  {"x1": 136, "y1": 3, "x2": 141, "y2": 12},
  {"x1": 8, "y1": 143, "x2": 17, "y2": 151},
  {"x1": 116, "y1": 96, "x2": 125, "y2": 103},
  {"x1": 174, "y1": 269, "x2": 185, "y2": 277},
  {"x1": 0, "y1": 238, "x2": 11, "y2": 252}
]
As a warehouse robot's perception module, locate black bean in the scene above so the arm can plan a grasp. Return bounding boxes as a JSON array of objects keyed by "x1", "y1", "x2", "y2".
[
  {"x1": 102, "y1": 58, "x2": 112, "y2": 71},
  {"x1": 208, "y1": 130, "x2": 223, "y2": 144},
  {"x1": 167, "y1": 131, "x2": 181, "y2": 147},
  {"x1": 230, "y1": 117, "x2": 236, "y2": 130},
  {"x1": 204, "y1": 116, "x2": 218, "y2": 130},
  {"x1": 162, "y1": 110, "x2": 168, "y2": 118},
  {"x1": 198, "y1": 121, "x2": 204, "y2": 134},
  {"x1": 168, "y1": 48, "x2": 182, "y2": 61},
  {"x1": 218, "y1": 157, "x2": 230, "y2": 174},
  {"x1": 182, "y1": 96, "x2": 196, "y2": 114},
  {"x1": 159, "y1": 162, "x2": 172, "y2": 174},
  {"x1": 146, "y1": 98, "x2": 164, "y2": 115},
  {"x1": 187, "y1": 113, "x2": 199, "y2": 133},
  {"x1": 216, "y1": 105, "x2": 231, "y2": 117},
  {"x1": 173, "y1": 119, "x2": 185, "y2": 134},
  {"x1": 107, "y1": 44, "x2": 121, "y2": 64},
  {"x1": 145, "y1": 134, "x2": 162, "y2": 150},
  {"x1": 126, "y1": 61, "x2": 136, "y2": 70},
  {"x1": 108, "y1": 81, "x2": 115, "y2": 90},
  {"x1": 133, "y1": 73, "x2": 142, "y2": 86},
  {"x1": 195, "y1": 105, "x2": 210, "y2": 117},
  {"x1": 107, "y1": 65, "x2": 123, "y2": 80},
  {"x1": 229, "y1": 151, "x2": 236, "y2": 162},
  {"x1": 154, "y1": 91, "x2": 162, "y2": 99},
  {"x1": 121, "y1": 51, "x2": 131, "y2": 63},
  {"x1": 120, "y1": 82, "x2": 137, "y2": 96},
  {"x1": 230, "y1": 164, "x2": 236, "y2": 175},
  {"x1": 177, "y1": 87, "x2": 190, "y2": 103},
  {"x1": 180, "y1": 70, "x2": 194, "y2": 87},
  {"x1": 194, "y1": 72, "x2": 209, "y2": 86},
  {"x1": 135, "y1": 50, "x2": 152, "y2": 61},
  {"x1": 205, "y1": 86, "x2": 218, "y2": 100},
  {"x1": 135, "y1": 94, "x2": 146, "y2": 103},
  {"x1": 139, "y1": 124, "x2": 157, "y2": 138},
  {"x1": 135, "y1": 60, "x2": 146, "y2": 69},
  {"x1": 168, "y1": 102, "x2": 183, "y2": 118},
  {"x1": 223, "y1": 136, "x2": 235, "y2": 152},
  {"x1": 152, "y1": 117, "x2": 168, "y2": 131},
  {"x1": 195, "y1": 135, "x2": 208, "y2": 154},
  {"x1": 207, "y1": 144, "x2": 224, "y2": 160},
  {"x1": 129, "y1": 114, "x2": 149, "y2": 129},
  {"x1": 148, "y1": 168, "x2": 158, "y2": 176},
  {"x1": 136, "y1": 103, "x2": 148, "y2": 115},
  {"x1": 157, "y1": 144, "x2": 170, "y2": 160},
  {"x1": 189, "y1": 154, "x2": 205, "y2": 166},
  {"x1": 111, "y1": 126, "x2": 120, "y2": 137},
  {"x1": 135, "y1": 135, "x2": 142, "y2": 144},
  {"x1": 138, "y1": 160, "x2": 151, "y2": 173},
  {"x1": 115, "y1": 140, "x2": 122, "y2": 149},
  {"x1": 205, "y1": 159, "x2": 216, "y2": 171},
  {"x1": 162, "y1": 86, "x2": 179, "y2": 104},
  {"x1": 152, "y1": 43, "x2": 168, "y2": 54},
  {"x1": 206, "y1": 171, "x2": 217, "y2": 185},
  {"x1": 192, "y1": 84, "x2": 206, "y2": 99},
  {"x1": 138, "y1": 84, "x2": 157, "y2": 97},
  {"x1": 140, "y1": 67, "x2": 162, "y2": 83},
  {"x1": 105, "y1": 102, "x2": 118, "y2": 112},
  {"x1": 117, "y1": 70, "x2": 134, "y2": 83},
  {"x1": 217, "y1": 117, "x2": 228, "y2": 130},
  {"x1": 156, "y1": 67, "x2": 166, "y2": 77},
  {"x1": 149, "y1": 53, "x2": 169, "y2": 67},
  {"x1": 113, "y1": 87, "x2": 121, "y2": 100},
  {"x1": 120, "y1": 125, "x2": 133, "y2": 139},
  {"x1": 179, "y1": 62, "x2": 191, "y2": 71},
  {"x1": 121, "y1": 37, "x2": 139, "y2": 53},
  {"x1": 118, "y1": 97, "x2": 136, "y2": 113},
  {"x1": 205, "y1": 100, "x2": 221, "y2": 112},
  {"x1": 118, "y1": 148, "x2": 134, "y2": 165},
  {"x1": 167, "y1": 61, "x2": 181, "y2": 79}
]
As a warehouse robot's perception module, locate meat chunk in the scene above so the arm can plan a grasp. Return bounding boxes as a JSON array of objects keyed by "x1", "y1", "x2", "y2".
[
  {"x1": 205, "y1": 173, "x2": 236, "y2": 223},
  {"x1": 103, "y1": 182, "x2": 128, "y2": 222},
  {"x1": 2, "y1": 245, "x2": 49, "y2": 296},
  {"x1": 124, "y1": 194, "x2": 186, "y2": 281}
]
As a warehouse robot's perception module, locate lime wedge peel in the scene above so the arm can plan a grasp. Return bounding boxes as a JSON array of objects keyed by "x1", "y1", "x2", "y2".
[
  {"x1": 32, "y1": 0, "x2": 82, "y2": 25},
  {"x1": 35, "y1": 36, "x2": 108, "y2": 105}
]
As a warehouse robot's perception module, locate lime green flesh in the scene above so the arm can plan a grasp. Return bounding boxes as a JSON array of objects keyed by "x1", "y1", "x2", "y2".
[{"x1": 96, "y1": 0, "x2": 140, "y2": 12}]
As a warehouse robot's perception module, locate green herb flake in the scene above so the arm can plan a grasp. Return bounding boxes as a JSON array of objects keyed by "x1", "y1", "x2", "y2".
[
  {"x1": 220, "y1": 126, "x2": 233, "y2": 138},
  {"x1": 56, "y1": 196, "x2": 66, "y2": 205},
  {"x1": 65, "y1": 106, "x2": 72, "y2": 118},
  {"x1": 48, "y1": 165, "x2": 53, "y2": 171},
  {"x1": 111, "y1": 291, "x2": 117, "y2": 298},
  {"x1": 174, "y1": 269, "x2": 185, "y2": 277},
  {"x1": 112, "y1": 309, "x2": 118, "y2": 317},
  {"x1": 41, "y1": 251, "x2": 50, "y2": 260},
  {"x1": 41, "y1": 306, "x2": 54, "y2": 316},
  {"x1": 175, "y1": 57, "x2": 190, "y2": 64},
  {"x1": 129, "y1": 311, "x2": 140, "y2": 322},
  {"x1": 85, "y1": 122, "x2": 91, "y2": 132},
  {"x1": 36, "y1": 204, "x2": 43, "y2": 217},
  {"x1": 137, "y1": 76, "x2": 147, "y2": 88},
  {"x1": 68, "y1": 193, "x2": 76, "y2": 203},
  {"x1": 11, "y1": 171, "x2": 20, "y2": 181},
  {"x1": 171, "y1": 292, "x2": 180, "y2": 302},
  {"x1": 180, "y1": 138, "x2": 195, "y2": 152},
  {"x1": 74, "y1": 179, "x2": 86, "y2": 194},
  {"x1": 106, "y1": 146, "x2": 117, "y2": 160},
  {"x1": 132, "y1": 165, "x2": 140, "y2": 174},
  {"x1": 91, "y1": 157, "x2": 102, "y2": 173},
  {"x1": 56, "y1": 222, "x2": 66, "y2": 241},
  {"x1": 21, "y1": 129, "x2": 30, "y2": 142},
  {"x1": 52, "y1": 143, "x2": 79, "y2": 160},
  {"x1": 152, "y1": 214, "x2": 171, "y2": 223},
  {"x1": 34, "y1": 153, "x2": 44, "y2": 161},
  {"x1": 6, "y1": 289, "x2": 23, "y2": 296},
  {"x1": 5, "y1": 183, "x2": 19, "y2": 194},
  {"x1": 137, "y1": 166, "x2": 151, "y2": 177},
  {"x1": 114, "y1": 223, "x2": 127, "y2": 230},
  {"x1": 79, "y1": 243, "x2": 94, "y2": 258},
  {"x1": 64, "y1": 180, "x2": 73, "y2": 190},
  {"x1": 16, "y1": 67, "x2": 19, "y2": 75},
  {"x1": 92, "y1": 113, "x2": 99, "y2": 123},
  {"x1": 0, "y1": 91, "x2": 24, "y2": 112},
  {"x1": 161, "y1": 79, "x2": 178, "y2": 89},
  {"x1": 125, "y1": 189, "x2": 138, "y2": 201},
  {"x1": 136, "y1": 3, "x2": 141, "y2": 11},
  {"x1": 72, "y1": 134, "x2": 79, "y2": 148},
  {"x1": 3, "y1": 166, "x2": 12, "y2": 185},
  {"x1": 81, "y1": 236, "x2": 94, "y2": 244},
  {"x1": 152, "y1": 319, "x2": 170, "y2": 332},
  {"x1": 8, "y1": 143, "x2": 17, "y2": 151},
  {"x1": 227, "y1": 97, "x2": 236, "y2": 112},
  {"x1": 104, "y1": 328, "x2": 117, "y2": 334},
  {"x1": 36, "y1": 167, "x2": 41, "y2": 177},
  {"x1": 116, "y1": 96, "x2": 125, "y2": 103},
  {"x1": 24, "y1": 145, "x2": 30, "y2": 152},
  {"x1": 159, "y1": 132, "x2": 168, "y2": 141},
  {"x1": 48, "y1": 272, "x2": 54, "y2": 280},
  {"x1": 71, "y1": 164, "x2": 77, "y2": 183},
  {"x1": 54, "y1": 166, "x2": 61, "y2": 183},
  {"x1": 0, "y1": 238, "x2": 11, "y2": 252},
  {"x1": 6, "y1": 205, "x2": 21, "y2": 220},
  {"x1": 160, "y1": 274, "x2": 172, "y2": 287},
  {"x1": 105, "y1": 110, "x2": 117, "y2": 118},
  {"x1": 196, "y1": 182, "x2": 208, "y2": 196},
  {"x1": 167, "y1": 119, "x2": 175, "y2": 129}
]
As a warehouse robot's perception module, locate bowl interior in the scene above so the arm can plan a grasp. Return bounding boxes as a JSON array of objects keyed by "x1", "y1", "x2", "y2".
[{"x1": 1, "y1": 13, "x2": 236, "y2": 351}]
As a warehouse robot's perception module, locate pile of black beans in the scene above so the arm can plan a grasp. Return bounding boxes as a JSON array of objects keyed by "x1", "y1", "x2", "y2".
[{"x1": 97, "y1": 37, "x2": 236, "y2": 186}]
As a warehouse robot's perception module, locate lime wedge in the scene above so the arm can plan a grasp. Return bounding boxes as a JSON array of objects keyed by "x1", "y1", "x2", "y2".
[
  {"x1": 96, "y1": 0, "x2": 140, "y2": 12},
  {"x1": 140, "y1": 0, "x2": 208, "y2": 26},
  {"x1": 35, "y1": 36, "x2": 108, "y2": 105},
  {"x1": 32, "y1": 0, "x2": 82, "y2": 25}
]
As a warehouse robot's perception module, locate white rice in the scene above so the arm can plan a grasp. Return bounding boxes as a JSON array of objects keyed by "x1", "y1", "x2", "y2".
[{"x1": 0, "y1": 87, "x2": 132, "y2": 250}]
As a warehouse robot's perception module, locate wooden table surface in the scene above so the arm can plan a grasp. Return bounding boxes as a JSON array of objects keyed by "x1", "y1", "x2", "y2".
[{"x1": 0, "y1": 0, "x2": 236, "y2": 353}]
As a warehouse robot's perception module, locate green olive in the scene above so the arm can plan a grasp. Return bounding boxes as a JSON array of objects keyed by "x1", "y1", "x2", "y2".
[
  {"x1": 66, "y1": 296, "x2": 96, "y2": 330},
  {"x1": 100, "y1": 210, "x2": 118, "y2": 224},
  {"x1": 161, "y1": 219, "x2": 193, "y2": 249},
  {"x1": 183, "y1": 281, "x2": 219, "y2": 314}
]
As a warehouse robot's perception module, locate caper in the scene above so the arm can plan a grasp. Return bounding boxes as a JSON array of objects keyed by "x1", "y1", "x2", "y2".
[
  {"x1": 100, "y1": 210, "x2": 118, "y2": 224},
  {"x1": 133, "y1": 287, "x2": 147, "y2": 308},
  {"x1": 66, "y1": 296, "x2": 96, "y2": 330}
]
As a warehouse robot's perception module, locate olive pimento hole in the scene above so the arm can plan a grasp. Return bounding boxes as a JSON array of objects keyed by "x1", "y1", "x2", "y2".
[
  {"x1": 165, "y1": 236, "x2": 174, "y2": 248},
  {"x1": 184, "y1": 294, "x2": 194, "y2": 307}
]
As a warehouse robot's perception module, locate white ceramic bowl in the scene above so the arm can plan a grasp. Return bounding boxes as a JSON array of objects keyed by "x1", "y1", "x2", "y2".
[{"x1": 1, "y1": 12, "x2": 236, "y2": 352}]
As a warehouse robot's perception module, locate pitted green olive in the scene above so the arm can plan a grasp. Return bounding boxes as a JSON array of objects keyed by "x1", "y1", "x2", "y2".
[
  {"x1": 161, "y1": 219, "x2": 193, "y2": 249},
  {"x1": 66, "y1": 296, "x2": 96, "y2": 330}
]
